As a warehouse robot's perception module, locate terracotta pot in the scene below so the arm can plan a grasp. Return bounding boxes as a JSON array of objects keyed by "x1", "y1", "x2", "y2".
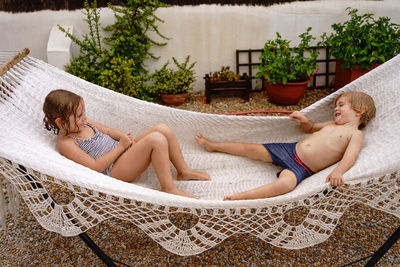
[
  {"x1": 349, "y1": 63, "x2": 380, "y2": 81},
  {"x1": 334, "y1": 59, "x2": 351, "y2": 91},
  {"x1": 264, "y1": 77, "x2": 311, "y2": 106},
  {"x1": 334, "y1": 59, "x2": 380, "y2": 90},
  {"x1": 160, "y1": 92, "x2": 188, "y2": 105}
]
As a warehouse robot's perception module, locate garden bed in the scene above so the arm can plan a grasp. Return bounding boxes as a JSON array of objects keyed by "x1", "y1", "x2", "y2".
[{"x1": 168, "y1": 88, "x2": 334, "y2": 114}]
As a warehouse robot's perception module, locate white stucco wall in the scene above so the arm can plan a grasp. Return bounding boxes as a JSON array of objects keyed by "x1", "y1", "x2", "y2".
[{"x1": 0, "y1": 0, "x2": 399, "y2": 91}]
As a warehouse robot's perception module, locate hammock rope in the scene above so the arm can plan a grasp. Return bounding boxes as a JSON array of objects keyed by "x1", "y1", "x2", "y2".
[
  {"x1": 221, "y1": 109, "x2": 294, "y2": 115},
  {"x1": 0, "y1": 50, "x2": 399, "y2": 256}
]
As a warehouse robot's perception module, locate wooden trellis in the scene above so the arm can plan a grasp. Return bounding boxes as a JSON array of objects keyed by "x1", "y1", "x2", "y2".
[{"x1": 236, "y1": 47, "x2": 336, "y2": 91}]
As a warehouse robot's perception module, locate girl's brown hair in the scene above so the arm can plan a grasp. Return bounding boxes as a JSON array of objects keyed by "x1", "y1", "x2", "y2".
[
  {"x1": 43, "y1": 89, "x2": 82, "y2": 135},
  {"x1": 336, "y1": 91, "x2": 376, "y2": 129}
]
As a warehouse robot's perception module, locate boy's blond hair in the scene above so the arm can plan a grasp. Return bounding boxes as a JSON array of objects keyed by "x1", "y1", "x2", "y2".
[{"x1": 336, "y1": 91, "x2": 376, "y2": 129}]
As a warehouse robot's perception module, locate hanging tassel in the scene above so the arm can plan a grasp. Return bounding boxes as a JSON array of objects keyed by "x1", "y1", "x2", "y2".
[
  {"x1": 6, "y1": 181, "x2": 18, "y2": 226},
  {"x1": 0, "y1": 180, "x2": 6, "y2": 230}
]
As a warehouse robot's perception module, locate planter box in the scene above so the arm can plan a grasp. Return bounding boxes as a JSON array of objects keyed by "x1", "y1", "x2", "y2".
[{"x1": 204, "y1": 73, "x2": 251, "y2": 104}]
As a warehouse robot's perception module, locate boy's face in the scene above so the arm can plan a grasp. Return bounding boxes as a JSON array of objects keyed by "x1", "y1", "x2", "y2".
[{"x1": 334, "y1": 96, "x2": 361, "y2": 125}]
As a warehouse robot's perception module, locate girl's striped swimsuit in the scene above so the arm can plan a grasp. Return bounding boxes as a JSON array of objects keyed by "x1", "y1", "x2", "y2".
[{"x1": 69, "y1": 123, "x2": 118, "y2": 175}]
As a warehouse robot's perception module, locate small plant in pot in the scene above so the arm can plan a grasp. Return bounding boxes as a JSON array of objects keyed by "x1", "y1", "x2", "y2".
[
  {"x1": 255, "y1": 27, "x2": 319, "y2": 105},
  {"x1": 204, "y1": 66, "x2": 251, "y2": 103},
  {"x1": 153, "y1": 56, "x2": 196, "y2": 105},
  {"x1": 208, "y1": 66, "x2": 241, "y2": 82},
  {"x1": 321, "y1": 7, "x2": 400, "y2": 90}
]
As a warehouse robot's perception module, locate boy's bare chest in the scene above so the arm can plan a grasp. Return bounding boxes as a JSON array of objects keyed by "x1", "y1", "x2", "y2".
[{"x1": 317, "y1": 126, "x2": 352, "y2": 147}]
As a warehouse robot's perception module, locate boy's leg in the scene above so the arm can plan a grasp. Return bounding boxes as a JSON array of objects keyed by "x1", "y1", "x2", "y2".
[
  {"x1": 224, "y1": 170, "x2": 297, "y2": 200},
  {"x1": 195, "y1": 133, "x2": 272, "y2": 162}
]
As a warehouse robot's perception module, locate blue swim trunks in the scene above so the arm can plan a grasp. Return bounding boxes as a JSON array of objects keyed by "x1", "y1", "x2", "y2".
[{"x1": 262, "y1": 142, "x2": 314, "y2": 185}]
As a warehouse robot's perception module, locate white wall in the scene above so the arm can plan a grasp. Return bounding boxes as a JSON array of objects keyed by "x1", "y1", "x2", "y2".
[{"x1": 1, "y1": 0, "x2": 399, "y2": 91}]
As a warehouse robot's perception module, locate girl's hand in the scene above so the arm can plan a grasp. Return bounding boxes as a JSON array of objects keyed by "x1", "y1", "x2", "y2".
[{"x1": 119, "y1": 132, "x2": 133, "y2": 149}]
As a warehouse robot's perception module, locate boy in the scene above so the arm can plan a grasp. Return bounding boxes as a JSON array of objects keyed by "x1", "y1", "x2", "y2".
[{"x1": 195, "y1": 91, "x2": 376, "y2": 200}]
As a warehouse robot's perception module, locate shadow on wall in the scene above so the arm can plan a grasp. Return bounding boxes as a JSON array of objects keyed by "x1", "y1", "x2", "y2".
[{"x1": 0, "y1": 0, "x2": 308, "y2": 12}]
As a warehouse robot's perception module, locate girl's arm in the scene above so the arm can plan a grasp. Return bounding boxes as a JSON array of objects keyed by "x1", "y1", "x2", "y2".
[
  {"x1": 87, "y1": 118, "x2": 127, "y2": 141},
  {"x1": 325, "y1": 130, "x2": 364, "y2": 186},
  {"x1": 57, "y1": 134, "x2": 131, "y2": 173},
  {"x1": 290, "y1": 111, "x2": 334, "y2": 133}
]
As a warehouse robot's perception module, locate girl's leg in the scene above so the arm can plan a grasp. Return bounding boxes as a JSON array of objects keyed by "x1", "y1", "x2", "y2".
[
  {"x1": 224, "y1": 170, "x2": 297, "y2": 200},
  {"x1": 135, "y1": 123, "x2": 210, "y2": 181},
  {"x1": 110, "y1": 132, "x2": 197, "y2": 198},
  {"x1": 195, "y1": 133, "x2": 272, "y2": 162}
]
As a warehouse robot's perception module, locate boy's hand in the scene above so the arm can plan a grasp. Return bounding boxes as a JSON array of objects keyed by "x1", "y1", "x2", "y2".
[
  {"x1": 290, "y1": 111, "x2": 315, "y2": 133},
  {"x1": 326, "y1": 169, "x2": 344, "y2": 187},
  {"x1": 119, "y1": 132, "x2": 133, "y2": 149},
  {"x1": 290, "y1": 111, "x2": 309, "y2": 124}
]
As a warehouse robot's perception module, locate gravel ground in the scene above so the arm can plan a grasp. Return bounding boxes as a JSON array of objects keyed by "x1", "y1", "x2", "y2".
[{"x1": 1, "y1": 89, "x2": 399, "y2": 266}]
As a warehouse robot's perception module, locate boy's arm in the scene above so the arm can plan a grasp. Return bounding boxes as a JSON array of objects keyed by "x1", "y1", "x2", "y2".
[
  {"x1": 290, "y1": 111, "x2": 334, "y2": 133},
  {"x1": 326, "y1": 130, "x2": 364, "y2": 186}
]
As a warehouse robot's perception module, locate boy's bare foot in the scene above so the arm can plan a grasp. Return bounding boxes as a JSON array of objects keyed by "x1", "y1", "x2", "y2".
[
  {"x1": 177, "y1": 169, "x2": 211, "y2": 181},
  {"x1": 164, "y1": 187, "x2": 199, "y2": 199},
  {"x1": 195, "y1": 133, "x2": 215, "y2": 152}
]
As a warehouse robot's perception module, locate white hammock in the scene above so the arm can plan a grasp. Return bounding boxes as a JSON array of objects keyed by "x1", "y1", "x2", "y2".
[{"x1": 0, "y1": 51, "x2": 399, "y2": 256}]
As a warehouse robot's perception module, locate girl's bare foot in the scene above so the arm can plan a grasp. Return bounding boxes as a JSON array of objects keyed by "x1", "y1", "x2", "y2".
[
  {"x1": 177, "y1": 169, "x2": 210, "y2": 181},
  {"x1": 195, "y1": 133, "x2": 215, "y2": 152},
  {"x1": 164, "y1": 187, "x2": 199, "y2": 199},
  {"x1": 223, "y1": 191, "x2": 249, "y2": 201}
]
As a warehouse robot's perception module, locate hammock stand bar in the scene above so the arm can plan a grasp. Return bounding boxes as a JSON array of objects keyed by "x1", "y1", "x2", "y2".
[
  {"x1": 16, "y1": 164, "x2": 399, "y2": 266},
  {"x1": 365, "y1": 226, "x2": 400, "y2": 266},
  {"x1": 0, "y1": 48, "x2": 30, "y2": 76},
  {"x1": 0, "y1": 50, "x2": 119, "y2": 266},
  {"x1": 15, "y1": 164, "x2": 120, "y2": 267},
  {"x1": 78, "y1": 233, "x2": 118, "y2": 267}
]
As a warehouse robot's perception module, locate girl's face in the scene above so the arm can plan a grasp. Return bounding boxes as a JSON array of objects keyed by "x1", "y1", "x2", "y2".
[
  {"x1": 334, "y1": 96, "x2": 360, "y2": 125},
  {"x1": 67, "y1": 100, "x2": 87, "y2": 133}
]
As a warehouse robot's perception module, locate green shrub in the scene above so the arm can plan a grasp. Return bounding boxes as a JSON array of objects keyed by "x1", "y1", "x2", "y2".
[
  {"x1": 322, "y1": 8, "x2": 400, "y2": 69},
  {"x1": 103, "y1": 0, "x2": 169, "y2": 75},
  {"x1": 59, "y1": 0, "x2": 168, "y2": 102},
  {"x1": 153, "y1": 56, "x2": 196, "y2": 95},
  {"x1": 255, "y1": 27, "x2": 319, "y2": 84}
]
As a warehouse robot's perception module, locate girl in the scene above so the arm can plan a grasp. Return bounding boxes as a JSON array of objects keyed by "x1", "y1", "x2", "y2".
[{"x1": 43, "y1": 89, "x2": 210, "y2": 198}]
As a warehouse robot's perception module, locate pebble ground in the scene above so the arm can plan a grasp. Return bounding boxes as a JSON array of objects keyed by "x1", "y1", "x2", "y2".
[{"x1": 1, "y1": 89, "x2": 399, "y2": 266}]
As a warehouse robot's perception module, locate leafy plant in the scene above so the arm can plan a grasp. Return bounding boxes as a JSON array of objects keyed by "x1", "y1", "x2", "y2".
[
  {"x1": 153, "y1": 56, "x2": 196, "y2": 95},
  {"x1": 59, "y1": 0, "x2": 103, "y2": 84},
  {"x1": 58, "y1": 0, "x2": 168, "y2": 102},
  {"x1": 103, "y1": 0, "x2": 169, "y2": 75},
  {"x1": 208, "y1": 66, "x2": 241, "y2": 82},
  {"x1": 255, "y1": 27, "x2": 319, "y2": 84},
  {"x1": 321, "y1": 7, "x2": 400, "y2": 69}
]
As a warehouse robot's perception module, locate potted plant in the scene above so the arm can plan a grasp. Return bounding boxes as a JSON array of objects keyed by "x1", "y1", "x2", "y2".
[
  {"x1": 322, "y1": 8, "x2": 400, "y2": 90},
  {"x1": 153, "y1": 56, "x2": 196, "y2": 105},
  {"x1": 255, "y1": 27, "x2": 319, "y2": 105},
  {"x1": 204, "y1": 66, "x2": 251, "y2": 104}
]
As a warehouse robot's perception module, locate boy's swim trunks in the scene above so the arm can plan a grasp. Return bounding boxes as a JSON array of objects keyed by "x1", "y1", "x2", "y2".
[{"x1": 262, "y1": 142, "x2": 314, "y2": 184}]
